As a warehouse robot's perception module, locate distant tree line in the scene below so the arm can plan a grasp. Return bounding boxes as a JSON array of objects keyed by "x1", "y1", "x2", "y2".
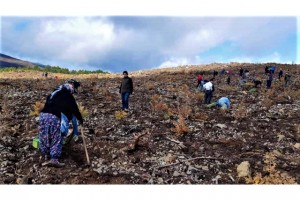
[{"x1": 0, "y1": 65, "x2": 108, "y2": 74}]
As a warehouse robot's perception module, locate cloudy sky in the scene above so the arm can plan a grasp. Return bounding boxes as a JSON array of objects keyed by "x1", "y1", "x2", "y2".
[{"x1": 0, "y1": 16, "x2": 299, "y2": 72}]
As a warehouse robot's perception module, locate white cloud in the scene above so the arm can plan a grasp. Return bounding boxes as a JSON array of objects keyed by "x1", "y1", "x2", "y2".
[
  {"x1": 259, "y1": 52, "x2": 281, "y2": 63},
  {"x1": 35, "y1": 18, "x2": 117, "y2": 63},
  {"x1": 156, "y1": 57, "x2": 189, "y2": 68},
  {"x1": 156, "y1": 51, "x2": 292, "y2": 69},
  {"x1": 223, "y1": 52, "x2": 293, "y2": 64},
  {"x1": 0, "y1": 17, "x2": 2, "y2": 52},
  {"x1": 1, "y1": 17, "x2": 297, "y2": 71},
  {"x1": 169, "y1": 29, "x2": 223, "y2": 56},
  {"x1": 156, "y1": 55, "x2": 204, "y2": 69},
  {"x1": 298, "y1": 16, "x2": 300, "y2": 64}
]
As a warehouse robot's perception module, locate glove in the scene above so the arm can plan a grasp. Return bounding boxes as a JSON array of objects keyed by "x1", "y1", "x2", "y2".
[
  {"x1": 63, "y1": 134, "x2": 72, "y2": 145},
  {"x1": 73, "y1": 135, "x2": 79, "y2": 143}
]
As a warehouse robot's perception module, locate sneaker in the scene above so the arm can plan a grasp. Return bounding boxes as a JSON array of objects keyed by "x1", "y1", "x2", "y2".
[{"x1": 48, "y1": 159, "x2": 65, "y2": 168}]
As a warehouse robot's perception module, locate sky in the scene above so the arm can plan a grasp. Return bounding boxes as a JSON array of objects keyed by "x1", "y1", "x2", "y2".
[{"x1": 0, "y1": 16, "x2": 299, "y2": 72}]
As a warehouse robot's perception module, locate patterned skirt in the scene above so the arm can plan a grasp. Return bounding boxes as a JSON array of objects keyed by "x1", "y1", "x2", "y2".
[{"x1": 38, "y1": 113, "x2": 62, "y2": 159}]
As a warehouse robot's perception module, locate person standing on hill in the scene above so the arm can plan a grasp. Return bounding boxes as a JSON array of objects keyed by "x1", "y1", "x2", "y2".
[
  {"x1": 284, "y1": 71, "x2": 291, "y2": 86},
  {"x1": 203, "y1": 79, "x2": 215, "y2": 104},
  {"x1": 265, "y1": 66, "x2": 269, "y2": 74},
  {"x1": 220, "y1": 69, "x2": 225, "y2": 75},
  {"x1": 239, "y1": 68, "x2": 244, "y2": 77},
  {"x1": 226, "y1": 75, "x2": 231, "y2": 85},
  {"x1": 266, "y1": 72, "x2": 273, "y2": 89},
  {"x1": 278, "y1": 68, "x2": 283, "y2": 80},
  {"x1": 119, "y1": 71, "x2": 133, "y2": 111},
  {"x1": 196, "y1": 73, "x2": 203, "y2": 90},
  {"x1": 213, "y1": 70, "x2": 218, "y2": 77}
]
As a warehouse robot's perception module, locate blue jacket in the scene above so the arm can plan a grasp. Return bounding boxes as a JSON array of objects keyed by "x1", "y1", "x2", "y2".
[{"x1": 217, "y1": 97, "x2": 231, "y2": 108}]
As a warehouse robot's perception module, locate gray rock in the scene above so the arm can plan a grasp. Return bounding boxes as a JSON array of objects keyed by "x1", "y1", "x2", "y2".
[
  {"x1": 237, "y1": 161, "x2": 251, "y2": 178},
  {"x1": 148, "y1": 178, "x2": 154, "y2": 184},
  {"x1": 6, "y1": 173, "x2": 14, "y2": 178},
  {"x1": 157, "y1": 177, "x2": 164, "y2": 184},
  {"x1": 215, "y1": 124, "x2": 227, "y2": 129},
  {"x1": 173, "y1": 171, "x2": 180, "y2": 177},
  {"x1": 23, "y1": 145, "x2": 29, "y2": 151}
]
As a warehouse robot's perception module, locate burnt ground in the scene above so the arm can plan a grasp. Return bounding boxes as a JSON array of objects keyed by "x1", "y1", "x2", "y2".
[{"x1": 0, "y1": 63, "x2": 300, "y2": 184}]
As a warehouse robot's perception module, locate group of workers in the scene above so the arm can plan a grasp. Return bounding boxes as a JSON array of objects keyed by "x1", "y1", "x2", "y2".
[
  {"x1": 196, "y1": 65, "x2": 292, "y2": 111},
  {"x1": 37, "y1": 65, "x2": 292, "y2": 167}
]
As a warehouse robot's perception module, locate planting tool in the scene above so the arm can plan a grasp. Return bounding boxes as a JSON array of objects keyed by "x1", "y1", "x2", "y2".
[{"x1": 81, "y1": 125, "x2": 90, "y2": 165}]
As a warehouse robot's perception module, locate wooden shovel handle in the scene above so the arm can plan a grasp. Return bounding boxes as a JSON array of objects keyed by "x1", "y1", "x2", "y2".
[{"x1": 81, "y1": 126, "x2": 90, "y2": 165}]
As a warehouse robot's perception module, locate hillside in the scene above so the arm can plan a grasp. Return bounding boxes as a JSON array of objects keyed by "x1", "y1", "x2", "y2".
[
  {"x1": 0, "y1": 63, "x2": 299, "y2": 184},
  {"x1": 0, "y1": 53, "x2": 43, "y2": 68}
]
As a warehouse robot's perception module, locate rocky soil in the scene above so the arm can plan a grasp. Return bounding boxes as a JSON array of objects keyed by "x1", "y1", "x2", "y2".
[{"x1": 0, "y1": 63, "x2": 299, "y2": 184}]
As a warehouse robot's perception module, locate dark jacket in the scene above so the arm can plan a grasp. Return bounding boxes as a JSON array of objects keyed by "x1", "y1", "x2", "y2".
[
  {"x1": 119, "y1": 77, "x2": 133, "y2": 94},
  {"x1": 267, "y1": 73, "x2": 273, "y2": 81},
  {"x1": 41, "y1": 87, "x2": 83, "y2": 123}
]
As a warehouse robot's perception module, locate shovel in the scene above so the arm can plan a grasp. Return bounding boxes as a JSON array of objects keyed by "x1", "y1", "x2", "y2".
[{"x1": 80, "y1": 125, "x2": 90, "y2": 165}]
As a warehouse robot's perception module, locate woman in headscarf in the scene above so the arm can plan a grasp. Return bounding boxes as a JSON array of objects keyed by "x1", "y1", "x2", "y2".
[{"x1": 39, "y1": 79, "x2": 83, "y2": 167}]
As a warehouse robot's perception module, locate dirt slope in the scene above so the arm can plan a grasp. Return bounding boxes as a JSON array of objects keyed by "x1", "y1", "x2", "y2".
[{"x1": 0, "y1": 63, "x2": 299, "y2": 184}]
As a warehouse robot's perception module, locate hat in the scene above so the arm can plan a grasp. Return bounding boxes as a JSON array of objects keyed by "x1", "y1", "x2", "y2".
[
  {"x1": 65, "y1": 79, "x2": 81, "y2": 93},
  {"x1": 123, "y1": 71, "x2": 128, "y2": 75}
]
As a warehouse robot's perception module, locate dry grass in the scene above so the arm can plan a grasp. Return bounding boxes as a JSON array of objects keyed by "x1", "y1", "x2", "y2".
[
  {"x1": 115, "y1": 110, "x2": 128, "y2": 120},
  {"x1": 232, "y1": 103, "x2": 248, "y2": 120},
  {"x1": 219, "y1": 85, "x2": 236, "y2": 92},
  {"x1": 193, "y1": 92, "x2": 204, "y2": 102},
  {"x1": 78, "y1": 102, "x2": 89, "y2": 118},
  {"x1": 242, "y1": 82, "x2": 255, "y2": 90},
  {"x1": 145, "y1": 82, "x2": 155, "y2": 91},
  {"x1": 275, "y1": 90, "x2": 288, "y2": 102},
  {"x1": 101, "y1": 88, "x2": 113, "y2": 101},
  {"x1": 0, "y1": 97, "x2": 10, "y2": 118},
  {"x1": 261, "y1": 97, "x2": 273, "y2": 109},
  {"x1": 29, "y1": 101, "x2": 44, "y2": 116},
  {"x1": 286, "y1": 88, "x2": 300, "y2": 101},
  {"x1": 153, "y1": 102, "x2": 169, "y2": 112},
  {"x1": 296, "y1": 124, "x2": 300, "y2": 142},
  {"x1": 245, "y1": 152, "x2": 296, "y2": 184},
  {"x1": 166, "y1": 107, "x2": 176, "y2": 118},
  {"x1": 150, "y1": 95, "x2": 169, "y2": 113},
  {"x1": 171, "y1": 115, "x2": 189, "y2": 136},
  {"x1": 194, "y1": 112, "x2": 209, "y2": 121},
  {"x1": 0, "y1": 70, "x2": 110, "y2": 79},
  {"x1": 178, "y1": 104, "x2": 192, "y2": 119},
  {"x1": 265, "y1": 88, "x2": 276, "y2": 98},
  {"x1": 150, "y1": 94, "x2": 160, "y2": 103}
]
